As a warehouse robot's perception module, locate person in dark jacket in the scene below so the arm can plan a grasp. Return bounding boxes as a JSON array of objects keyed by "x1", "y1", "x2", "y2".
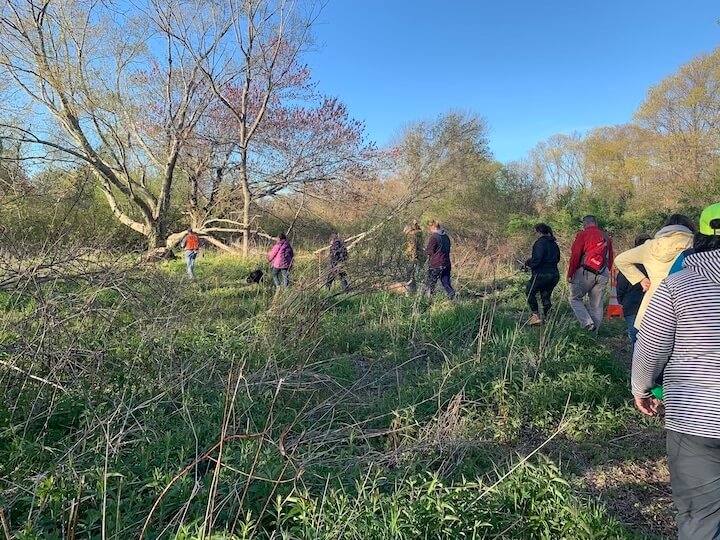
[
  {"x1": 424, "y1": 220, "x2": 455, "y2": 299},
  {"x1": 616, "y1": 234, "x2": 651, "y2": 345},
  {"x1": 525, "y1": 223, "x2": 561, "y2": 326},
  {"x1": 325, "y1": 234, "x2": 349, "y2": 291}
]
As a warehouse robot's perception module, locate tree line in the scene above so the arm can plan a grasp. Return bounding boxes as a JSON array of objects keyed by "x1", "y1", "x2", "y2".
[{"x1": 0, "y1": 1, "x2": 718, "y2": 257}]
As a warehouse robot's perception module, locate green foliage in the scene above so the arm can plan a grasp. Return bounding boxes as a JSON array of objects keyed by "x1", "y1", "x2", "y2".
[{"x1": 0, "y1": 257, "x2": 653, "y2": 538}]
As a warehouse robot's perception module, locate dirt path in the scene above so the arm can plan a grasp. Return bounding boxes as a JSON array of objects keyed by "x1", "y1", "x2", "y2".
[{"x1": 583, "y1": 331, "x2": 675, "y2": 538}]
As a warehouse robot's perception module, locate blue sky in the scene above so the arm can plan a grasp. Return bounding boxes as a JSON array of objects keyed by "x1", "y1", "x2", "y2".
[{"x1": 309, "y1": 1, "x2": 720, "y2": 163}]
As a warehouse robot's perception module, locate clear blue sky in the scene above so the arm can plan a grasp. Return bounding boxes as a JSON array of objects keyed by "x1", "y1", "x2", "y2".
[{"x1": 309, "y1": 1, "x2": 720, "y2": 163}]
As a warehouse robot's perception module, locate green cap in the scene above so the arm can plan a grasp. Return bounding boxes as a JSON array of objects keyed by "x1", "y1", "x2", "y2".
[{"x1": 699, "y1": 203, "x2": 720, "y2": 236}]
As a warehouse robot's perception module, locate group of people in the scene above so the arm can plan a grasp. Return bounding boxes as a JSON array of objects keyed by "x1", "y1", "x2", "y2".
[
  {"x1": 402, "y1": 219, "x2": 456, "y2": 299},
  {"x1": 524, "y1": 205, "x2": 720, "y2": 540},
  {"x1": 522, "y1": 215, "x2": 614, "y2": 330},
  {"x1": 180, "y1": 220, "x2": 459, "y2": 300},
  {"x1": 266, "y1": 232, "x2": 349, "y2": 291},
  {"x1": 180, "y1": 208, "x2": 720, "y2": 537}
]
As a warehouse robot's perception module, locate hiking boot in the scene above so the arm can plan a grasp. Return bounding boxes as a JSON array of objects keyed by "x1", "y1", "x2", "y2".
[{"x1": 528, "y1": 314, "x2": 542, "y2": 326}]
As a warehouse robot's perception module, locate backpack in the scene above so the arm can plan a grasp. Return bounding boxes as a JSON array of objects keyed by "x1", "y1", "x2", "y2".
[
  {"x1": 184, "y1": 233, "x2": 200, "y2": 251},
  {"x1": 582, "y1": 232, "x2": 609, "y2": 274}
]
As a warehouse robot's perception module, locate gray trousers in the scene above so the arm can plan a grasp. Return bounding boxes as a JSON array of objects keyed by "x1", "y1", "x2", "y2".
[
  {"x1": 569, "y1": 268, "x2": 609, "y2": 328},
  {"x1": 668, "y1": 430, "x2": 720, "y2": 540}
]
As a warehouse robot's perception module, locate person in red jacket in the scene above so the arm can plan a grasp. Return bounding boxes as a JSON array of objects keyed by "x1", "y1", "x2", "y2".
[{"x1": 567, "y1": 215, "x2": 614, "y2": 332}]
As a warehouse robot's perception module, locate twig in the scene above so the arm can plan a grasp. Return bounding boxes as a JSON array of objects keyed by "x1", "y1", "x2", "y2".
[
  {"x1": 0, "y1": 507, "x2": 10, "y2": 540},
  {"x1": 0, "y1": 359, "x2": 65, "y2": 391}
]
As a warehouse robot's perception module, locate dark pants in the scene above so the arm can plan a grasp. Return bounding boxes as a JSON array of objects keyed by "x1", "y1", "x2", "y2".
[
  {"x1": 526, "y1": 272, "x2": 559, "y2": 316},
  {"x1": 625, "y1": 313, "x2": 639, "y2": 347},
  {"x1": 667, "y1": 430, "x2": 720, "y2": 540},
  {"x1": 272, "y1": 268, "x2": 290, "y2": 288},
  {"x1": 425, "y1": 266, "x2": 455, "y2": 299},
  {"x1": 326, "y1": 265, "x2": 348, "y2": 291}
]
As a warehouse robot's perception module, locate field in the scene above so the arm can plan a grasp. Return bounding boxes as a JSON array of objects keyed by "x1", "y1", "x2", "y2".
[{"x1": 0, "y1": 251, "x2": 673, "y2": 539}]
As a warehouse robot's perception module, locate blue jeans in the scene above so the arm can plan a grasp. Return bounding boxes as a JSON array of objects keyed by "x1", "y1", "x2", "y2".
[
  {"x1": 425, "y1": 267, "x2": 455, "y2": 300},
  {"x1": 625, "y1": 314, "x2": 639, "y2": 346},
  {"x1": 272, "y1": 268, "x2": 290, "y2": 288},
  {"x1": 184, "y1": 250, "x2": 197, "y2": 278}
]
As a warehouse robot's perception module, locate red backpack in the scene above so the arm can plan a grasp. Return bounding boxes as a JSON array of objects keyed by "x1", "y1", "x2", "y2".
[{"x1": 582, "y1": 232, "x2": 609, "y2": 274}]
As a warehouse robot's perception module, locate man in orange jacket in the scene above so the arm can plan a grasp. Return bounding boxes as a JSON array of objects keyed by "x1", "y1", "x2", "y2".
[{"x1": 181, "y1": 228, "x2": 200, "y2": 278}]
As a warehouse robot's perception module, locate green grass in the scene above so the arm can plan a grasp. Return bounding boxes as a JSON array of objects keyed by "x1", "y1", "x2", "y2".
[{"x1": 0, "y1": 253, "x2": 664, "y2": 539}]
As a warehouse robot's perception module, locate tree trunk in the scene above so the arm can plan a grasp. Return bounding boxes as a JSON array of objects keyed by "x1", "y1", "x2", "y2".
[
  {"x1": 147, "y1": 219, "x2": 168, "y2": 250},
  {"x1": 241, "y1": 193, "x2": 251, "y2": 257},
  {"x1": 240, "y1": 158, "x2": 252, "y2": 257}
]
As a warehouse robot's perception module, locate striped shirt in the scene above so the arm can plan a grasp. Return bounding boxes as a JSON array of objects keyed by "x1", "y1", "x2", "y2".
[{"x1": 632, "y1": 250, "x2": 720, "y2": 438}]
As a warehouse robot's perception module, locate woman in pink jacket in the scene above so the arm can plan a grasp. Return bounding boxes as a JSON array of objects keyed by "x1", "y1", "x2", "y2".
[{"x1": 267, "y1": 233, "x2": 294, "y2": 288}]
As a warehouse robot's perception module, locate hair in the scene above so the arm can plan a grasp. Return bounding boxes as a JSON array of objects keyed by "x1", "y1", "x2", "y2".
[
  {"x1": 278, "y1": 232, "x2": 287, "y2": 241},
  {"x1": 428, "y1": 219, "x2": 440, "y2": 229},
  {"x1": 534, "y1": 223, "x2": 554, "y2": 238},
  {"x1": 634, "y1": 234, "x2": 652, "y2": 247},
  {"x1": 664, "y1": 214, "x2": 696, "y2": 233},
  {"x1": 694, "y1": 232, "x2": 720, "y2": 253},
  {"x1": 581, "y1": 215, "x2": 597, "y2": 227}
]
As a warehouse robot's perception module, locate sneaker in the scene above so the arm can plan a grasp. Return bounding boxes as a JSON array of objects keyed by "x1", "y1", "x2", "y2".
[
  {"x1": 584, "y1": 323, "x2": 596, "y2": 332},
  {"x1": 528, "y1": 314, "x2": 542, "y2": 326}
]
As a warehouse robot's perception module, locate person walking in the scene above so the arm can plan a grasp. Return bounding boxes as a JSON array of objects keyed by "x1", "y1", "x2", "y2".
[
  {"x1": 524, "y1": 223, "x2": 560, "y2": 326},
  {"x1": 614, "y1": 214, "x2": 694, "y2": 331},
  {"x1": 267, "y1": 233, "x2": 294, "y2": 288},
  {"x1": 567, "y1": 215, "x2": 614, "y2": 332},
  {"x1": 326, "y1": 234, "x2": 349, "y2": 291},
  {"x1": 424, "y1": 220, "x2": 455, "y2": 300},
  {"x1": 403, "y1": 219, "x2": 425, "y2": 293},
  {"x1": 632, "y1": 203, "x2": 720, "y2": 540},
  {"x1": 181, "y1": 227, "x2": 200, "y2": 279},
  {"x1": 616, "y1": 234, "x2": 651, "y2": 346}
]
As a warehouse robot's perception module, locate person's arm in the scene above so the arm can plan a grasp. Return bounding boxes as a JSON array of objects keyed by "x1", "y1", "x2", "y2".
[
  {"x1": 267, "y1": 244, "x2": 279, "y2": 263},
  {"x1": 180, "y1": 235, "x2": 187, "y2": 249},
  {"x1": 525, "y1": 239, "x2": 546, "y2": 270},
  {"x1": 566, "y1": 233, "x2": 583, "y2": 280},
  {"x1": 614, "y1": 244, "x2": 648, "y2": 286},
  {"x1": 631, "y1": 281, "x2": 676, "y2": 415}
]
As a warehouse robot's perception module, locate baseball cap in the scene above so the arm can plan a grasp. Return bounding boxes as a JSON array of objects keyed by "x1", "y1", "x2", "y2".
[{"x1": 699, "y1": 203, "x2": 720, "y2": 236}]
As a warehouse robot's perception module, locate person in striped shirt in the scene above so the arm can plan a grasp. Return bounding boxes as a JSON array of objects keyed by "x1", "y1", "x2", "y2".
[{"x1": 632, "y1": 202, "x2": 720, "y2": 540}]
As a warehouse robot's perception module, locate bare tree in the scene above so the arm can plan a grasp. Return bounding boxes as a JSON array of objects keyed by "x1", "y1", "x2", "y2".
[
  {"x1": 179, "y1": 0, "x2": 377, "y2": 256},
  {"x1": 0, "y1": 0, "x2": 226, "y2": 249}
]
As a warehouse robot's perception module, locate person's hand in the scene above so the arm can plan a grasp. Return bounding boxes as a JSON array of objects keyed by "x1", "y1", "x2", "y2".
[
  {"x1": 634, "y1": 395, "x2": 660, "y2": 416},
  {"x1": 640, "y1": 278, "x2": 651, "y2": 292},
  {"x1": 567, "y1": 276, "x2": 573, "y2": 284}
]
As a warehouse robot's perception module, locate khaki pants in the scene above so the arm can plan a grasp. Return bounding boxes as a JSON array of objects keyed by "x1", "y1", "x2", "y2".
[{"x1": 569, "y1": 268, "x2": 609, "y2": 329}]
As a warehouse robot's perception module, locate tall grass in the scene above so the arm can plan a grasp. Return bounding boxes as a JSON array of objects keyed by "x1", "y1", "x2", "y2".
[{"x1": 0, "y1": 252, "x2": 653, "y2": 539}]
